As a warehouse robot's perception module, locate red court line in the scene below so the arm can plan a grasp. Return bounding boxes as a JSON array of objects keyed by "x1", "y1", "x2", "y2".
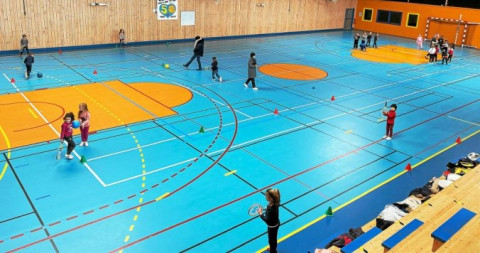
[
  {"x1": 11, "y1": 96, "x2": 478, "y2": 253},
  {"x1": 7, "y1": 88, "x2": 238, "y2": 253}
]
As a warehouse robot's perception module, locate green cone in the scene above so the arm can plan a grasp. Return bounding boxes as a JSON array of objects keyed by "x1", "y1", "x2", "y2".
[
  {"x1": 80, "y1": 155, "x2": 87, "y2": 163},
  {"x1": 199, "y1": 126, "x2": 205, "y2": 133},
  {"x1": 325, "y1": 206, "x2": 333, "y2": 216}
]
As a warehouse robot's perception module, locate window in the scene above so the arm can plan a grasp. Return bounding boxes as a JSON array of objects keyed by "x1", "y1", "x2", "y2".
[
  {"x1": 377, "y1": 10, "x2": 402, "y2": 25},
  {"x1": 363, "y1": 8, "x2": 373, "y2": 22},
  {"x1": 407, "y1": 13, "x2": 419, "y2": 28}
]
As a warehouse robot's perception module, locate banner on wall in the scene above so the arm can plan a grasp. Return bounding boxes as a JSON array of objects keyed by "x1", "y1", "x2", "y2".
[{"x1": 157, "y1": 0, "x2": 178, "y2": 20}]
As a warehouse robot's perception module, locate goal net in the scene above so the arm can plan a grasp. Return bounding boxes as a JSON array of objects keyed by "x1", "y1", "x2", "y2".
[{"x1": 424, "y1": 17, "x2": 479, "y2": 48}]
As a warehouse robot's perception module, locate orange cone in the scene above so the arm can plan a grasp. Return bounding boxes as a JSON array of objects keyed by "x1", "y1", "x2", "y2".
[
  {"x1": 273, "y1": 108, "x2": 279, "y2": 115},
  {"x1": 10, "y1": 78, "x2": 15, "y2": 83},
  {"x1": 330, "y1": 96, "x2": 335, "y2": 101},
  {"x1": 405, "y1": 163, "x2": 412, "y2": 171},
  {"x1": 456, "y1": 137, "x2": 462, "y2": 144},
  {"x1": 93, "y1": 70, "x2": 98, "y2": 75}
]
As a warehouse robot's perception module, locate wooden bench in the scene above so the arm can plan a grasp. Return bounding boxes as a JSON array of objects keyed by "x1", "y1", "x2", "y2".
[
  {"x1": 431, "y1": 207, "x2": 476, "y2": 251},
  {"x1": 340, "y1": 227, "x2": 382, "y2": 253},
  {"x1": 381, "y1": 219, "x2": 424, "y2": 252}
]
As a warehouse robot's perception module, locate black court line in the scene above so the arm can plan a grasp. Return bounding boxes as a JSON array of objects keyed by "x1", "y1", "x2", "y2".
[
  {"x1": 3, "y1": 153, "x2": 59, "y2": 253},
  {"x1": 0, "y1": 212, "x2": 35, "y2": 224}
]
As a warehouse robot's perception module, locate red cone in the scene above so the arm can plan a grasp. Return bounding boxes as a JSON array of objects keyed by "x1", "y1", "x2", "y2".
[
  {"x1": 10, "y1": 78, "x2": 15, "y2": 83},
  {"x1": 93, "y1": 70, "x2": 98, "y2": 75},
  {"x1": 405, "y1": 163, "x2": 412, "y2": 171},
  {"x1": 273, "y1": 108, "x2": 279, "y2": 115},
  {"x1": 331, "y1": 96, "x2": 335, "y2": 101},
  {"x1": 58, "y1": 49, "x2": 62, "y2": 54},
  {"x1": 456, "y1": 137, "x2": 462, "y2": 144}
]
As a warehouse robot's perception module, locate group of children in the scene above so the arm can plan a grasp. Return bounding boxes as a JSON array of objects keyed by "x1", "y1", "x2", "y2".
[
  {"x1": 353, "y1": 31, "x2": 379, "y2": 51},
  {"x1": 60, "y1": 103, "x2": 91, "y2": 159},
  {"x1": 422, "y1": 34, "x2": 454, "y2": 64}
]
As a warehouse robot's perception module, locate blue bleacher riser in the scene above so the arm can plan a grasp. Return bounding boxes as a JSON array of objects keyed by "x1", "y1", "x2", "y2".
[
  {"x1": 382, "y1": 219, "x2": 424, "y2": 250},
  {"x1": 340, "y1": 227, "x2": 382, "y2": 253},
  {"x1": 431, "y1": 208, "x2": 476, "y2": 243}
]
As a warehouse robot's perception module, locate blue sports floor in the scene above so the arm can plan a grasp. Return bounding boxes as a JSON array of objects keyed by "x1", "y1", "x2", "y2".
[{"x1": 1, "y1": 30, "x2": 480, "y2": 252}]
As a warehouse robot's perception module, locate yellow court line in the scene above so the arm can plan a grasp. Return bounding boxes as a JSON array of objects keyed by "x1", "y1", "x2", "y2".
[
  {"x1": 224, "y1": 170, "x2": 237, "y2": 176},
  {"x1": 0, "y1": 126, "x2": 12, "y2": 181},
  {"x1": 28, "y1": 108, "x2": 38, "y2": 119},
  {"x1": 345, "y1": 130, "x2": 353, "y2": 134},
  {"x1": 155, "y1": 192, "x2": 170, "y2": 202},
  {"x1": 256, "y1": 129, "x2": 480, "y2": 253}
]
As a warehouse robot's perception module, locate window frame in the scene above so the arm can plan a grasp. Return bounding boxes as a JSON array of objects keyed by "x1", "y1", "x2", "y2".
[
  {"x1": 376, "y1": 9, "x2": 403, "y2": 26},
  {"x1": 406, "y1": 13, "x2": 420, "y2": 28},
  {"x1": 362, "y1": 8, "x2": 373, "y2": 22}
]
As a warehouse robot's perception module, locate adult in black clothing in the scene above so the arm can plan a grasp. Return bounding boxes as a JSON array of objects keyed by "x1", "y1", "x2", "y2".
[
  {"x1": 258, "y1": 188, "x2": 281, "y2": 253},
  {"x1": 184, "y1": 36, "x2": 204, "y2": 70},
  {"x1": 366, "y1": 32, "x2": 372, "y2": 47},
  {"x1": 24, "y1": 53, "x2": 34, "y2": 79},
  {"x1": 353, "y1": 33, "x2": 360, "y2": 49}
]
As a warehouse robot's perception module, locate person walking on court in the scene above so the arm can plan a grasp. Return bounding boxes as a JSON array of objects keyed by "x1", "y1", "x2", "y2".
[
  {"x1": 373, "y1": 33, "x2": 379, "y2": 48},
  {"x1": 366, "y1": 32, "x2": 372, "y2": 47},
  {"x1": 78, "y1": 103, "x2": 91, "y2": 147},
  {"x1": 19, "y1": 34, "x2": 29, "y2": 57},
  {"x1": 211, "y1": 57, "x2": 222, "y2": 82},
  {"x1": 353, "y1": 33, "x2": 360, "y2": 49},
  {"x1": 257, "y1": 189, "x2": 281, "y2": 253},
  {"x1": 183, "y1": 36, "x2": 204, "y2": 70},
  {"x1": 24, "y1": 53, "x2": 34, "y2": 79},
  {"x1": 382, "y1": 104, "x2": 397, "y2": 140},
  {"x1": 60, "y1": 112, "x2": 76, "y2": 160},
  {"x1": 416, "y1": 34, "x2": 423, "y2": 49},
  {"x1": 244, "y1": 52, "x2": 258, "y2": 90}
]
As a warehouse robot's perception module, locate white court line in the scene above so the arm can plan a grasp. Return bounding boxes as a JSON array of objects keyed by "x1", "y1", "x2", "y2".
[
  {"x1": 101, "y1": 63, "x2": 480, "y2": 186},
  {"x1": 448, "y1": 116, "x2": 480, "y2": 127},
  {"x1": 2, "y1": 73, "x2": 107, "y2": 187}
]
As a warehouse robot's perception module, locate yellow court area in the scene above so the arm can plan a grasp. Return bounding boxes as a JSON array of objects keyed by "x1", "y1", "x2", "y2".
[
  {"x1": 259, "y1": 63, "x2": 328, "y2": 80},
  {"x1": 351, "y1": 45, "x2": 430, "y2": 65},
  {"x1": 0, "y1": 81, "x2": 192, "y2": 150}
]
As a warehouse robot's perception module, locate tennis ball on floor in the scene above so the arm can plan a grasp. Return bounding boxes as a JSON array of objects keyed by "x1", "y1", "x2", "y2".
[{"x1": 164, "y1": 64, "x2": 170, "y2": 69}]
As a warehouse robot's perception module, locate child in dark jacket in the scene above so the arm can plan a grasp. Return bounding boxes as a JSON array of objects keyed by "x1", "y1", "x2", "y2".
[
  {"x1": 211, "y1": 57, "x2": 222, "y2": 82},
  {"x1": 60, "y1": 112, "x2": 76, "y2": 159}
]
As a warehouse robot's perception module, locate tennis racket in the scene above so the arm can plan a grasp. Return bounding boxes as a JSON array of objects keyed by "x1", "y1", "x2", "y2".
[
  {"x1": 378, "y1": 101, "x2": 388, "y2": 122},
  {"x1": 56, "y1": 143, "x2": 64, "y2": 160},
  {"x1": 248, "y1": 203, "x2": 264, "y2": 216}
]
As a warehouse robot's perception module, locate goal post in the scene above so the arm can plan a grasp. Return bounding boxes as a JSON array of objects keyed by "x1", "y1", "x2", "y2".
[{"x1": 424, "y1": 16, "x2": 478, "y2": 48}]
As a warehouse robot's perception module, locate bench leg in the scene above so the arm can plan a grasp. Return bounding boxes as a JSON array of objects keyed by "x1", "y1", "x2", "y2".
[
  {"x1": 383, "y1": 247, "x2": 389, "y2": 253},
  {"x1": 432, "y1": 239, "x2": 443, "y2": 252}
]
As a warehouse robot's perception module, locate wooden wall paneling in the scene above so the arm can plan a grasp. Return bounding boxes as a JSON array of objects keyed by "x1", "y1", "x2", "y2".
[{"x1": 0, "y1": 0, "x2": 357, "y2": 50}]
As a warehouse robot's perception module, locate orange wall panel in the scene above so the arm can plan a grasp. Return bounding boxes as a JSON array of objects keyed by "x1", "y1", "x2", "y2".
[{"x1": 354, "y1": 0, "x2": 480, "y2": 47}]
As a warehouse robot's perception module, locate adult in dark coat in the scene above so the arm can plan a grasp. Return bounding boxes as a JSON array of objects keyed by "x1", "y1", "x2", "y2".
[
  {"x1": 244, "y1": 52, "x2": 258, "y2": 89},
  {"x1": 184, "y1": 36, "x2": 204, "y2": 70}
]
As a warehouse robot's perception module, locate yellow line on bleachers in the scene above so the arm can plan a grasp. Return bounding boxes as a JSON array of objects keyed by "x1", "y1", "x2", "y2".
[{"x1": 256, "y1": 129, "x2": 480, "y2": 253}]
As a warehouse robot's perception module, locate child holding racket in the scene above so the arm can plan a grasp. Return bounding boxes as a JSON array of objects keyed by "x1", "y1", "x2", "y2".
[
  {"x1": 60, "y1": 112, "x2": 76, "y2": 159},
  {"x1": 257, "y1": 188, "x2": 281, "y2": 253},
  {"x1": 78, "y1": 103, "x2": 90, "y2": 146},
  {"x1": 383, "y1": 104, "x2": 397, "y2": 140}
]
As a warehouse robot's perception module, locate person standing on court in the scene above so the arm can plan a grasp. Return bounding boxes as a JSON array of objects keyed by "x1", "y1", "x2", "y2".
[
  {"x1": 183, "y1": 36, "x2": 204, "y2": 70},
  {"x1": 19, "y1": 34, "x2": 30, "y2": 57},
  {"x1": 24, "y1": 53, "x2": 34, "y2": 79},
  {"x1": 257, "y1": 189, "x2": 281, "y2": 253},
  {"x1": 244, "y1": 52, "x2": 258, "y2": 90}
]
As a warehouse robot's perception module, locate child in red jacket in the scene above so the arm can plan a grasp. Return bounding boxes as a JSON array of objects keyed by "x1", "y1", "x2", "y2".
[{"x1": 383, "y1": 104, "x2": 397, "y2": 140}]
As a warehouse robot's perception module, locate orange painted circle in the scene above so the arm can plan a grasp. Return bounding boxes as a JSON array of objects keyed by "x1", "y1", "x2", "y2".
[{"x1": 259, "y1": 63, "x2": 327, "y2": 80}]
